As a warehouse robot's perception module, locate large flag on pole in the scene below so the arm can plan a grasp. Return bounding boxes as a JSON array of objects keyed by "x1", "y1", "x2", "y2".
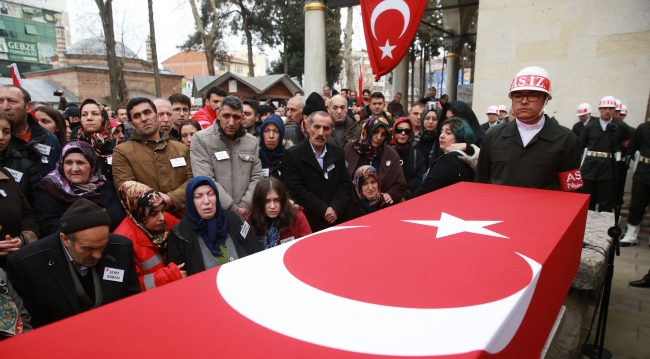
[{"x1": 360, "y1": 0, "x2": 427, "y2": 81}]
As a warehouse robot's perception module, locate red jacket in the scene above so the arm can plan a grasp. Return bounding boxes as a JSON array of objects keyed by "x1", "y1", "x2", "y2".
[
  {"x1": 114, "y1": 213, "x2": 182, "y2": 291},
  {"x1": 280, "y1": 209, "x2": 312, "y2": 243},
  {"x1": 192, "y1": 104, "x2": 217, "y2": 129}
]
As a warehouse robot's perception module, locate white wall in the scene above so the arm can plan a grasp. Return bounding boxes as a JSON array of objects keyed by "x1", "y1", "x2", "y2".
[{"x1": 472, "y1": 0, "x2": 650, "y2": 128}]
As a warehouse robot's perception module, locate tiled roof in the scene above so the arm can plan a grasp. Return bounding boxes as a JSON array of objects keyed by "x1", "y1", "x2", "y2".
[{"x1": 0, "y1": 78, "x2": 80, "y2": 103}]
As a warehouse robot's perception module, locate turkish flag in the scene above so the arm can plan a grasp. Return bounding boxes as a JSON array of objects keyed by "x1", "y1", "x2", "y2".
[
  {"x1": 0, "y1": 183, "x2": 589, "y2": 358},
  {"x1": 360, "y1": 0, "x2": 427, "y2": 81},
  {"x1": 357, "y1": 63, "x2": 364, "y2": 107}
]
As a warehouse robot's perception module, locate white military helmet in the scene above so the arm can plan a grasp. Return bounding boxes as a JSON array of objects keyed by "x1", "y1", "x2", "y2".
[
  {"x1": 598, "y1": 96, "x2": 617, "y2": 108},
  {"x1": 615, "y1": 99, "x2": 622, "y2": 111},
  {"x1": 620, "y1": 104, "x2": 628, "y2": 115},
  {"x1": 576, "y1": 103, "x2": 592, "y2": 116},
  {"x1": 497, "y1": 105, "x2": 508, "y2": 112},
  {"x1": 486, "y1": 106, "x2": 499, "y2": 115},
  {"x1": 509, "y1": 66, "x2": 552, "y2": 100}
]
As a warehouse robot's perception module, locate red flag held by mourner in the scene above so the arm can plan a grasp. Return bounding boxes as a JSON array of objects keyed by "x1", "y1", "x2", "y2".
[
  {"x1": 357, "y1": 63, "x2": 364, "y2": 107},
  {"x1": 8, "y1": 63, "x2": 24, "y2": 87},
  {"x1": 360, "y1": 0, "x2": 427, "y2": 81}
]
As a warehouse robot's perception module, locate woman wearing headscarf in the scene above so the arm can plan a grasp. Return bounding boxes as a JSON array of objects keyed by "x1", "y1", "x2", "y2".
[
  {"x1": 412, "y1": 106, "x2": 440, "y2": 167},
  {"x1": 390, "y1": 117, "x2": 427, "y2": 201},
  {"x1": 249, "y1": 177, "x2": 311, "y2": 249},
  {"x1": 414, "y1": 118, "x2": 479, "y2": 197},
  {"x1": 258, "y1": 114, "x2": 291, "y2": 178},
  {"x1": 76, "y1": 99, "x2": 115, "y2": 181},
  {"x1": 434, "y1": 101, "x2": 485, "y2": 158},
  {"x1": 344, "y1": 116, "x2": 406, "y2": 206},
  {"x1": 344, "y1": 165, "x2": 388, "y2": 220},
  {"x1": 35, "y1": 141, "x2": 124, "y2": 236},
  {"x1": 166, "y1": 176, "x2": 262, "y2": 276},
  {"x1": 114, "y1": 181, "x2": 184, "y2": 291}
]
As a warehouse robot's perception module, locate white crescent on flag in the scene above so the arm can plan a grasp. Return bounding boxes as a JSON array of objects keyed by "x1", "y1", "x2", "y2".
[{"x1": 370, "y1": 0, "x2": 410, "y2": 40}]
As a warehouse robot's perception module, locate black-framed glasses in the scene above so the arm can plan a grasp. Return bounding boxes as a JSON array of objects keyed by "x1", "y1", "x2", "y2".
[
  {"x1": 510, "y1": 92, "x2": 542, "y2": 102},
  {"x1": 395, "y1": 127, "x2": 412, "y2": 135}
]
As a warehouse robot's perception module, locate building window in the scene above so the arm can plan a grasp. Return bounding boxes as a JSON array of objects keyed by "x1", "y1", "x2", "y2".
[
  {"x1": 235, "y1": 66, "x2": 243, "y2": 74},
  {"x1": 24, "y1": 24, "x2": 37, "y2": 35}
]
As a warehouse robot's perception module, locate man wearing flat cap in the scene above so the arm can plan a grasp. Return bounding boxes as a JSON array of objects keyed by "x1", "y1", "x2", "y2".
[{"x1": 7, "y1": 199, "x2": 140, "y2": 328}]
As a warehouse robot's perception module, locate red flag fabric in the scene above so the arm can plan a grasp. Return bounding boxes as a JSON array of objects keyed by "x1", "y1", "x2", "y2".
[
  {"x1": 357, "y1": 63, "x2": 364, "y2": 107},
  {"x1": 360, "y1": 0, "x2": 427, "y2": 81},
  {"x1": 0, "y1": 182, "x2": 589, "y2": 358},
  {"x1": 8, "y1": 63, "x2": 23, "y2": 87}
]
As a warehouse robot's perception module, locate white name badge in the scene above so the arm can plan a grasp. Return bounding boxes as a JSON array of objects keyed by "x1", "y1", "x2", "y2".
[
  {"x1": 34, "y1": 143, "x2": 51, "y2": 156},
  {"x1": 262, "y1": 168, "x2": 270, "y2": 177},
  {"x1": 326, "y1": 163, "x2": 335, "y2": 172},
  {"x1": 107, "y1": 156, "x2": 113, "y2": 165},
  {"x1": 386, "y1": 160, "x2": 391, "y2": 166},
  {"x1": 240, "y1": 221, "x2": 250, "y2": 238},
  {"x1": 170, "y1": 157, "x2": 186, "y2": 167},
  {"x1": 215, "y1": 151, "x2": 230, "y2": 161},
  {"x1": 5, "y1": 168, "x2": 23, "y2": 183},
  {"x1": 41, "y1": 157, "x2": 48, "y2": 164},
  {"x1": 102, "y1": 267, "x2": 124, "y2": 282},
  {"x1": 280, "y1": 236, "x2": 296, "y2": 244}
]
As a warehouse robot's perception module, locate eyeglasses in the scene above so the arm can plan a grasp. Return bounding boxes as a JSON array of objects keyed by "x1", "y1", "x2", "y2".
[
  {"x1": 172, "y1": 107, "x2": 190, "y2": 114},
  {"x1": 394, "y1": 127, "x2": 412, "y2": 135},
  {"x1": 221, "y1": 113, "x2": 242, "y2": 121},
  {"x1": 510, "y1": 92, "x2": 542, "y2": 102}
]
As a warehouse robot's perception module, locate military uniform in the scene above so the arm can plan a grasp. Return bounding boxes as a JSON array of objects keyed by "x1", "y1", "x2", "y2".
[
  {"x1": 625, "y1": 122, "x2": 650, "y2": 229},
  {"x1": 571, "y1": 116, "x2": 597, "y2": 138},
  {"x1": 579, "y1": 117, "x2": 631, "y2": 212},
  {"x1": 475, "y1": 115, "x2": 582, "y2": 191},
  {"x1": 616, "y1": 120, "x2": 636, "y2": 206}
]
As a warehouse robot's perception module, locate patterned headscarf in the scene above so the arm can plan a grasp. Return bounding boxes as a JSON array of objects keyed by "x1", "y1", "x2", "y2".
[
  {"x1": 37, "y1": 141, "x2": 106, "y2": 204},
  {"x1": 390, "y1": 117, "x2": 414, "y2": 148},
  {"x1": 119, "y1": 181, "x2": 169, "y2": 249},
  {"x1": 352, "y1": 116, "x2": 392, "y2": 160},
  {"x1": 352, "y1": 165, "x2": 386, "y2": 212},
  {"x1": 77, "y1": 99, "x2": 112, "y2": 157},
  {"x1": 0, "y1": 275, "x2": 24, "y2": 338}
]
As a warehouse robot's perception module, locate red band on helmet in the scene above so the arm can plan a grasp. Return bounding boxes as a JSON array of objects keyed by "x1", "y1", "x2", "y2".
[
  {"x1": 599, "y1": 99, "x2": 616, "y2": 107},
  {"x1": 558, "y1": 169, "x2": 583, "y2": 192},
  {"x1": 510, "y1": 75, "x2": 550, "y2": 92}
]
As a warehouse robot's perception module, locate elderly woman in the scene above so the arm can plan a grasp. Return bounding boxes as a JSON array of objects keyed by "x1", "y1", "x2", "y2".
[
  {"x1": 344, "y1": 116, "x2": 406, "y2": 205},
  {"x1": 390, "y1": 117, "x2": 427, "y2": 201},
  {"x1": 35, "y1": 105, "x2": 68, "y2": 146},
  {"x1": 412, "y1": 106, "x2": 440, "y2": 167},
  {"x1": 414, "y1": 118, "x2": 479, "y2": 197},
  {"x1": 0, "y1": 111, "x2": 41, "y2": 204},
  {"x1": 114, "y1": 181, "x2": 184, "y2": 291},
  {"x1": 0, "y1": 167, "x2": 40, "y2": 269},
  {"x1": 34, "y1": 141, "x2": 124, "y2": 236},
  {"x1": 344, "y1": 165, "x2": 388, "y2": 220},
  {"x1": 249, "y1": 177, "x2": 311, "y2": 249},
  {"x1": 76, "y1": 99, "x2": 115, "y2": 181},
  {"x1": 259, "y1": 114, "x2": 292, "y2": 178},
  {"x1": 179, "y1": 119, "x2": 201, "y2": 150},
  {"x1": 166, "y1": 176, "x2": 262, "y2": 276}
]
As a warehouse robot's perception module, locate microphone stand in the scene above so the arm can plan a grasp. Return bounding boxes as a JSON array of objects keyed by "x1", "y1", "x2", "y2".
[{"x1": 582, "y1": 122, "x2": 621, "y2": 359}]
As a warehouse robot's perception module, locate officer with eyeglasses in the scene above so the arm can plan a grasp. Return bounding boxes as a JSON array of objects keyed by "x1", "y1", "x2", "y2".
[{"x1": 475, "y1": 66, "x2": 583, "y2": 192}]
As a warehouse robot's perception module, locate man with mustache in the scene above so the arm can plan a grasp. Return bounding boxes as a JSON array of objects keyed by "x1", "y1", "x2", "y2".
[
  {"x1": 112, "y1": 98, "x2": 193, "y2": 217},
  {"x1": 476, "y1": 66, "x2": 583, "y2": 192},
  {"x1": 191, "y1": 96, "x2": 263, "y2": 217},
  {"x1": 282, "y1": 111, "x2": 351, "y2": 232}
]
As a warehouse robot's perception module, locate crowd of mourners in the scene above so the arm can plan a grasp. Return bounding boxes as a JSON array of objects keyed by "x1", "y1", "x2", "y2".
[{"x1": 1, "y1": 63, "x2": 647, "y2": 336}]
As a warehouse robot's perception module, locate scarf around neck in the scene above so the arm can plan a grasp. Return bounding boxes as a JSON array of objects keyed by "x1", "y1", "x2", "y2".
[
  {"x1": 185, "y1": 176, "x2": 229, "y2": 257},
  {"x1": 353, "y1": 165, "x2": 386, "y2": 212},
  {"x1": 258, "y1": 115, "x2": 285, "y2": 167},
  {"x1": 119, "y1": 181, "x2": 169, "y2": 249},
  {"x1": 77, "y1": 102, "x2": 113, "y2": 158},
  {"x1": 352, "y1": 116, "x2": 391, "y2": 160}
]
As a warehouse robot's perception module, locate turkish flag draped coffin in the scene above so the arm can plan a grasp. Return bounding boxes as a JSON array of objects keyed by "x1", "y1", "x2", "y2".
[
  {"x1": 360, "y1": 0, "x2": 427, "y2": 80},
  {"x1": 1, "y1": 183, "x2": 588, "y2": 358}
]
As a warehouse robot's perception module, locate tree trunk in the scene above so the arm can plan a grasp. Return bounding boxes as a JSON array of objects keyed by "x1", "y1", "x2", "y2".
[
  {"x1": 409, "y1": 43, "x2": 415, "y2": 104},
  {"x1": 283, "y1": 40, "x2": 288, "y2": 74},
  {"x1": 204, "y1": 38, "x2": 216, "y2": 76},
  {"x1": 343, "y1": 7, "x2": 355, "y2": 90},
  {"x1": 420, "y1": 48, "x2": 425, "y2": 100},
  {"x1": 188, "y1": 0, "x2": 217, "y2": 76},
  {"x1": 116, "y1": 58, "x2": 129, "y2": 106},
  {"x1": 243, "y1": 12, "x2": 255, "y2": 77},
  {"x1": 95, "y1": 0, "x2": 119, "y2": 109},
  {"x1": 148, "y1": 0, "x2": 162, "y2": 97}
]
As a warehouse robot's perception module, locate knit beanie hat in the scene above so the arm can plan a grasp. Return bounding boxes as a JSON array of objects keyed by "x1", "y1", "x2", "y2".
[
  {"x1": 302, "y1": 92, "x2": 328, "y2": 116},
  {"x1": 60, "y1": 198, "x2": 112, "y2": 234}
]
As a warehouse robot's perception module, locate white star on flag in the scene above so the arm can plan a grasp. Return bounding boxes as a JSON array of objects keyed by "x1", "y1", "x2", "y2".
[
  {"x1": 379, "y1": 40, "x2": 396, "y2": 59},
  {"x1": 403, "y1": 212, "x2": 508, "y2": 239}
]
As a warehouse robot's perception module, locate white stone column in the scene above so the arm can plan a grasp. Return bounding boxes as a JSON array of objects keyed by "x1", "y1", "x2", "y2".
[
  {"x1": 445, "y1": 52, "x2": 460, "y2": 101},
  {"x1": 392, "y1": 54, "x2": 409, "y2": 110},
  {"x1": 304, "y1": 1, "x2": 327, "y2": 95}
]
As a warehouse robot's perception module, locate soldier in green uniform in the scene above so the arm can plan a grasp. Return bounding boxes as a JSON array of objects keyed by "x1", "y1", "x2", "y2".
[
  {"x1": 475, "y1": 66, "x2": 583, "y2": 191},
  {"x1": 620, "y1": 119, "x2": 650, "y2": 247},
  {"x1": 579, "y1": 96, "x2": 631, "y2": 212}
]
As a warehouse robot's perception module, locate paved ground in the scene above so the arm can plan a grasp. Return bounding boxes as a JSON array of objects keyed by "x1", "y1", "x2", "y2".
[{"x1": 579, "y1": 196, "x2": 650, "y2": 359}]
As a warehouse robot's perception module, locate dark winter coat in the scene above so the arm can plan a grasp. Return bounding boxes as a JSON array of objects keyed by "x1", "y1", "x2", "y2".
[
  {"x1": 414, "y1": 147, "x2": 478, "y2": 197},
  {"x1": 328, "y1": 116, "x2": 362, "y2": 148},
  {"x1": 393, "y1": 144, "x2": 427, "y2": 197},
  {"x1": 9, "y1": 114, "x2": 61, "y2": 178},
  {"x1": 0, "y1": 147, "x2": 41, "y2": 204}
]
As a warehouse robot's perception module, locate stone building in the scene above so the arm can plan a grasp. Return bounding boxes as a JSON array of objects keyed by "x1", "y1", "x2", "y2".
[
  {"x1": 24, "y1": 38, "x2": 183, "y2": 102},
  {"x1": 472, "y1": 0, "x2": 650, "y2": 129}
]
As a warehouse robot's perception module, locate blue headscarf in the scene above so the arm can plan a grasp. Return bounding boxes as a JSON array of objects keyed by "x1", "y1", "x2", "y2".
[
  {"x1": 185, "y1": 176, "x2": 229, "y2": 256},
  {"x1": 258, "y1": 114, "x2": 285, "y2": 166}
]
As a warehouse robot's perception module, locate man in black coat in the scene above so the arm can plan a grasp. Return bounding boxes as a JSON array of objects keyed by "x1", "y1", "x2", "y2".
[
  {"x1": 7, "y1": 199, "x2": 141, "y2": 328},
  {"x1": 282, "y1": 111, "x2": 352, "y2": 232},
  {"x1": 579, "y1": 96, "x2": 630, "y2": 212},
  {"x1": 620, "y1": 121, "x2": 650, "y2": 247}
]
